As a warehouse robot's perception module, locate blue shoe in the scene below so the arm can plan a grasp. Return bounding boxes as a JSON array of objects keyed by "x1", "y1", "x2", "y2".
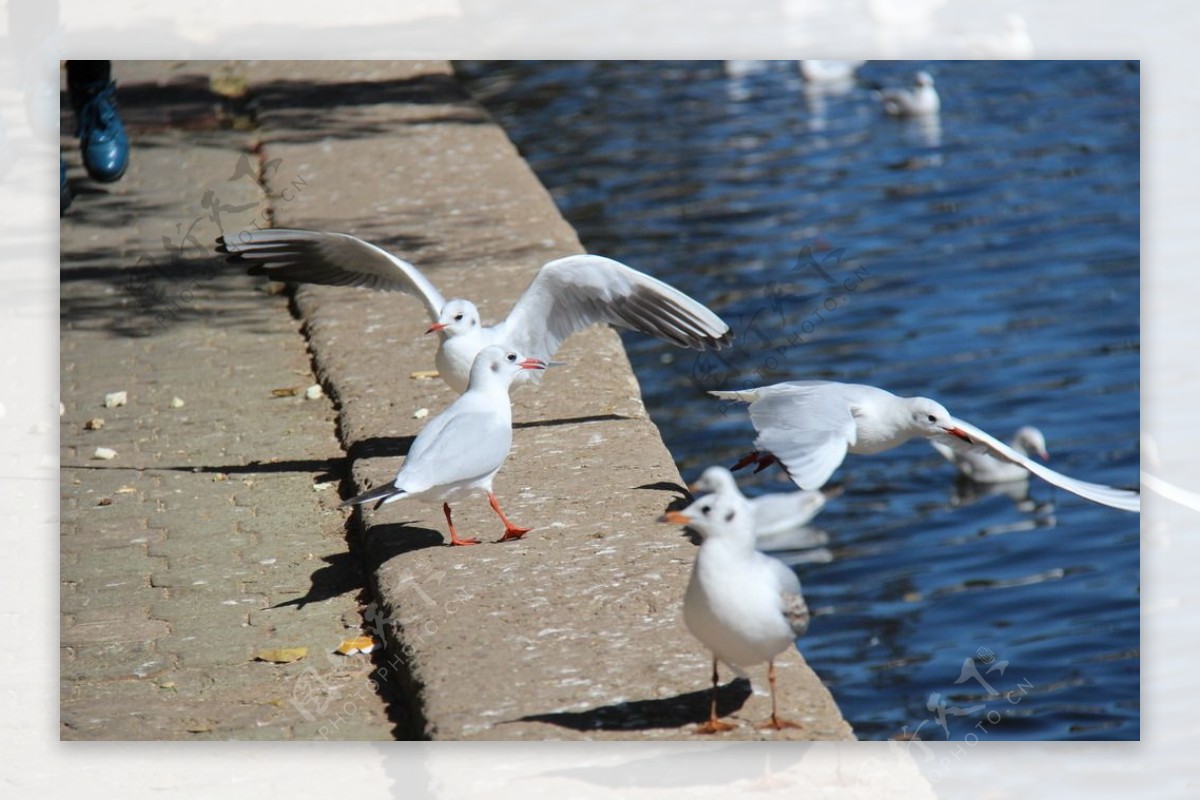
[
  {"x1": 60, "y1": 156, "x2": 72, "y2": 216},
  {"x1": 71, "y1": 80, "x2": 129, "y2": 183}
]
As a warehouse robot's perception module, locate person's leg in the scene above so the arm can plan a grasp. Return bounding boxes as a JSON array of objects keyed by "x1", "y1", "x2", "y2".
[{"x1": 66, "y1": 60, "x2": 128, "y2": 182}]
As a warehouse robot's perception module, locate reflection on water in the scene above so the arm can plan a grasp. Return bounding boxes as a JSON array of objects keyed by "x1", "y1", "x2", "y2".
[{"x1": 458, "y1": 60, "x2": 1139, "y2": 741}]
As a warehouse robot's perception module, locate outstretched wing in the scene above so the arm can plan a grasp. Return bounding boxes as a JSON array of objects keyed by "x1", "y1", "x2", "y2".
[
  {"x1": 945, "y1": 417, "x2": 1140, "y2": 512},
  {"x1": 712, "y1": 382, "x2": 854, "y2": 490},
  {"x1": 217, "y1": 228, "x2": 445, "y2": 321},
  {"x1": 500, "y1": 254, "x2": 732, "y2": 361}
]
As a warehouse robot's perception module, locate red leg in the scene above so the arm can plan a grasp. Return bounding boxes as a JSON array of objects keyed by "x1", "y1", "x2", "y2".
[
  {"x1": 752, "y1": 454, "x2": 778, "y2": 474},
  {"x1": 489, "y1": 492, "x2": 532, "y2": 542},
  {"x1": 730, "y1": 451, "x2": 761, "y2": 472},
  {"x1": 695, "y1": 657, "x2": 736, "y2": 734},
  {"x1": 443, "y1": 503, "x2": 479, "y2": 546},
  {"x1": 758, "y1": 660, "x2": 802, "y2": 731},
  {"x1": 731, "y1": 451, "x2": 779, "y2": 474}
]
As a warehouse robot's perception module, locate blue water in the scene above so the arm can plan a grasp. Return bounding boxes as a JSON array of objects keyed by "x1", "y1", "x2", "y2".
[{"x1": 457, "y1": 60, "x2": 1140, "y2": 741}]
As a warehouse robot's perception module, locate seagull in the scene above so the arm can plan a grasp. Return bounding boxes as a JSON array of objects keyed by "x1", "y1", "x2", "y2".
[
  {"x1": 342, "y1": 345, "x2": 546, "y2": 545},
  {"x1": 689, "y1": 465, "x2": 838, "y2": 539},
  {"x1": 931, "y1": 425, "x2": 1049, "y2": 484},
  {"x1": 217, "y1": 229, "x2": 732, "y2": 393},
  {"x1": 798, "y1": 60, "x2": 865, "y2": 84},
  {"x1": 711, "y1": 381, "x2": 1140, "y2": 512},
  {"x1": 878, "y1": 70, "x2": 940, "y2": 116},
  {"x1": 660, "y1": 490, "x2": 810, "y2": 733},
  {"x1": 962, "y1": 14, "x2": 1035, "y2": 59}
]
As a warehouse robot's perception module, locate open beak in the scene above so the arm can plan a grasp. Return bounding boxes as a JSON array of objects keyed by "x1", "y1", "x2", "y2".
[
  {"x1": 658, "y1": 510, "x2": 692, "y2": 525},
  {"x1": 943, "y1": 426, "x2": 974, "y2": 444},
  {"x1": 425, "y1": 322, "x2": 448, "y2": 335},
  {"x1": 519, "y1": 358, "x2": 547, "y2": 371}
]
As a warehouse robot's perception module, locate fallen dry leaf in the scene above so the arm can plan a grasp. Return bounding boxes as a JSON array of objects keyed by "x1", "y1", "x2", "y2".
[
  {"x1": 336, "y1": 635, "x2": 380, "y2": 656},
  {"x1": 254, "y1": 647, "x2": 308, "y2": 664},
  {"x1": 409, "y1": 370, "x2": 440, "y2": 380},
  {"x1": 271, "y1": 387, "x2": 298, "y2": 397}
]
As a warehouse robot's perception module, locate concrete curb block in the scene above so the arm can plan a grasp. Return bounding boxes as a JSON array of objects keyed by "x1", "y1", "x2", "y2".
[{"x1": 249, "y1": 59, "x2": 853, "y2": 741}]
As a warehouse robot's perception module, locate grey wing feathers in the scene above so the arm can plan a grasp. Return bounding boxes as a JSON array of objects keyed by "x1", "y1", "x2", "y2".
[
  {"x1": 217, "y1": 228, "x2": 446, "y2": 320},
  {"x1": 765, "y1": 556, "x2": 810, "y2": 637},
  {"x1": 502, "y1": 254, "x2": 732, "y2": 360}
]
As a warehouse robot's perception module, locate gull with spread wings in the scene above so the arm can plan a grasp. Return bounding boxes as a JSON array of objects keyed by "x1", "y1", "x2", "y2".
[{"x1": 217, "y1": 229, "x2": 732, "y2": 393}]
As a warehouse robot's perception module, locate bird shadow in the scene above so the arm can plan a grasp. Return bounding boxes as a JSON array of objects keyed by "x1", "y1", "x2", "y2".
[
  {"x1": 635, "y1": 481, "x2": 696, "y2": 521},
  {"x1": 359, "y1": 519, "x2": 449, "y2": 560},
  {"x1": 514, "y1": 678, "x2": 752, "y2": 732},
  {"x1": 348, "y1": 436, "x2": 417, "y2": 460},
  {"x1": 513, "y1": 413, "x2": 631, "y2": 431},
  {"x1": 269, "y1": 551, "x2": 365, "y2": 610}
]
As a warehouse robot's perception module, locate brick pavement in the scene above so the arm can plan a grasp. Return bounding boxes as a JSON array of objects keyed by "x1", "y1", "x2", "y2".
[{"x1": 59, "y1": 61, "x2": 397, "y2": 740}]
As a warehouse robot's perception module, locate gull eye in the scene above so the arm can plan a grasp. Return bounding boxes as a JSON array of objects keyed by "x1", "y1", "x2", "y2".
[
  {"x1": 454, "y1": 313, "x2": 464, "y2": 322},
  {"x1": 927, "y1": 414, "x2": 937, "y2": 423},
  {"x1": 701, "y1": 505, "x2": 712, "y2": 516},
  {"x1": 506, "y1": 352, "x2": 517, "y2": 362}
]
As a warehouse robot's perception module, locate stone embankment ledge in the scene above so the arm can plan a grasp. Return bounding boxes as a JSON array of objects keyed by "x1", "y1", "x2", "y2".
[{"x1": 245, "y1": 60, "x2": 853, "y2": 741}]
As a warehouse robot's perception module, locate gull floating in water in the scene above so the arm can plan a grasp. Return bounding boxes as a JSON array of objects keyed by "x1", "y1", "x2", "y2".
[
  {"x1": 342, "y1": 345, "x2": 545, "y2": 545},
  {"x1": 878, "y1": 71, "x2": 940, "y2": 116},
  {"x1": 798, "y1": 60, "x2": 865, "y2": 84},
  {"x1": 689, "y1": 465, "x2": 838, "y2": 540},
  {"x1": 932, "y1": 425, "x2": 1048, "y2": 484},
  {"x1": 961, "y1": 14, "x2": 1035, "y2": 59},
  {"x1": 711, "y1": 381, "x2": 1140, "y2": 512},
  {"x1": 661, "y1": 490, "x2": 810, "y2": 733},
  {"x1": 218, "y1": 229, "x2": 731, "y2": 393}
]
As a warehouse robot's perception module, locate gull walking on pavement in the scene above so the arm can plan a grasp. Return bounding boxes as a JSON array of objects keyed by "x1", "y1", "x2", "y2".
[
  {"x1": 661, "y1": 491, "x2": 810, "y2": 733},
  {"x1": 712, "y1": 381, "x2": 1140, "y2": 512},
  {"x1": 342, "y1": 345, "x2": 545, "y2": 545},
  {"x1": 218, "y1": 229, "x2": 731, "y2": 393}
]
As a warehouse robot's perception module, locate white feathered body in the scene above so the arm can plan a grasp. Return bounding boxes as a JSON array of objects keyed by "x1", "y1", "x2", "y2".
[
  {"x1": 683, "y1": 511, "x2": 806, "y2": 675},
  {"x1": 385, "y1": 389, "x2": 513, "y2": 504}
]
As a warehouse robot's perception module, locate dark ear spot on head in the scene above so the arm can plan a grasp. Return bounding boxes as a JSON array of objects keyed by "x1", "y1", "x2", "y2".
[{"x1": 725, "y1": 510, "x2": 736, "y2": 522}]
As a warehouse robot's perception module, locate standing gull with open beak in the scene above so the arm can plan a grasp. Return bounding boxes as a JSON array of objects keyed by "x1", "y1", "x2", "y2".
[
  {"x1": 342, "y1": 345, "x2": 545, "y2": 546},
  {"x1": 660, "y1": 490, "x2": 811, "y2": 734}
]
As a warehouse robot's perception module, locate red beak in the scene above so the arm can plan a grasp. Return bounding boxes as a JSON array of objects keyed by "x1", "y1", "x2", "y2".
[
  {"x1": 943, "y1": 426, "x2": 974, "y2": 443},
  {"x1": 425, "y1": 322, "x2": 448, "y2": 334},
  {"x1": 658, "y1": 511, "x2": 692, "y2": 525},
  {"x1": 519, "y1": 358, "x2": 547, "y2": 371}
]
